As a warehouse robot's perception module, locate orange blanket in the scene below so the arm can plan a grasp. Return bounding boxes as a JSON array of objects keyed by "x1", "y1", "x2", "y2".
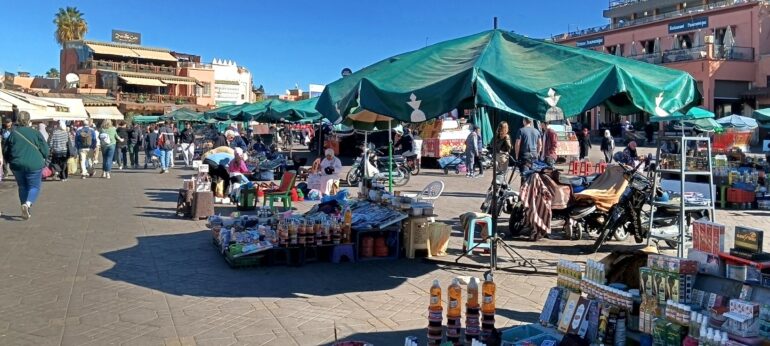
[{"x1": 574, "y1": 165, "x2": 628, "y2": 212}]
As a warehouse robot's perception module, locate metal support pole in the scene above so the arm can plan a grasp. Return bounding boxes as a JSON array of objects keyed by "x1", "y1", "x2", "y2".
[
  {"x1": 490, "y1": 107, "x2": 498, "y2": 272},
  {"x1": 388, "y1": 119, "x2": 393, "y2": 192}
]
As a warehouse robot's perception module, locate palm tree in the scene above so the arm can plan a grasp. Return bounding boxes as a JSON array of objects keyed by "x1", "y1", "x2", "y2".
[
  {"x1": 53, "y1": 7, "x2": 87, "y2": 46},
  {"x1": 46, "y1": 68, "x2": 60, "y2": 78}
]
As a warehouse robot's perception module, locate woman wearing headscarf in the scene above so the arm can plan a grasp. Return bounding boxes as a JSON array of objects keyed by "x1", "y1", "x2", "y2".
[
  {"x1": 317, "y1": 148, "x2": 342, "y2": 196},
  {"x1": 600, "y1": 130, "x2": 615, "y2": 163},
  {"x1": 3, "y1": 111, "x2": 50, "y2": 219}
]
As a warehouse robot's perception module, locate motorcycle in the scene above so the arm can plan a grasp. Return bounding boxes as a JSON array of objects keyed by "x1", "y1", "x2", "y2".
[
  {"x1": 480, "y1": 155, "x2": 520, "y2": 218},
  {"x1": 588, "y1": 158, "x2": 654, "y2": 253},
  {"x1": 346, "y1": 146, "x2": 411, "y2": 187},
  {"x1": 507, "y1": 162, "x2": 598, "y2": 240}
]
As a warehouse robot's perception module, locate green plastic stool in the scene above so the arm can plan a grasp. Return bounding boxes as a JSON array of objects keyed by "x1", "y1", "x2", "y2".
[{"x1": 267, "y1": 194, "x2": 292, "y2": 210}]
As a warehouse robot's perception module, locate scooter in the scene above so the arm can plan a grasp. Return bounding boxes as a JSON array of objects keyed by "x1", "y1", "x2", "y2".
[{"x1": 346, "y1": 145, "x2": 410, "y2": 187}]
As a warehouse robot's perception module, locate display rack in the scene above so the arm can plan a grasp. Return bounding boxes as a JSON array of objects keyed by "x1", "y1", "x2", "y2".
[{"x1": 647, "y1": 136, "x2": 717, "y2": 257}]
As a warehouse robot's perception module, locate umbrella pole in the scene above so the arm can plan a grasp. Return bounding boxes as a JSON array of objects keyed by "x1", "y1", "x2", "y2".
[
  {"x1": 490, "y1": 107, "x2": 498, "y2": 272},
  {"x1": 388, "y1": 119, "x2": 393, "y2": 192},
  {"x1": 317, "y1": 119, "x2": 323, "y2": 158}
]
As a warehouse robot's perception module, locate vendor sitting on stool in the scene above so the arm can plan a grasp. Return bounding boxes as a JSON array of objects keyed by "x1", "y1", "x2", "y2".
[
  {"x1": 318, "y1": 148, "x2": 342, "y2": 196},
  {"x1": 202, "y1": 146, "x2": 234, "y2": 198}
]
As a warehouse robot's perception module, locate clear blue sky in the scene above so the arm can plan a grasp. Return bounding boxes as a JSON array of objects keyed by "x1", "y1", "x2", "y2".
[{"x1": 2, "y1": 0, "x2": 608, "y2": 94}]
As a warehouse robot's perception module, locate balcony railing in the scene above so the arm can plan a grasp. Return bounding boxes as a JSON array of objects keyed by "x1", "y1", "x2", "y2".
[
  {"x1": 178, "y1": 61, "x2": 213, "y2": 69},
  {"x1": 117, "y1": 92, "x2": 195, "y2": 105},
  {"x1": 626, "y1": 45, "x2": 754, "y2": 64},
  {"x1": 554, "y1": 0, "x2": 757, "y2": 41},
  {"x1": 80, "y1": 60, "x2": 178, "y2": 76}
]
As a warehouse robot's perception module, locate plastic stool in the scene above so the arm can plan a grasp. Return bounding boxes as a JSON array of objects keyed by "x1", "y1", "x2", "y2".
[
  {"x1": 331, "y1": 244, "x2": 356, "y2": 263},
  {"x1": 464, "y1": 215, "x2": 492, "y2": 255}
]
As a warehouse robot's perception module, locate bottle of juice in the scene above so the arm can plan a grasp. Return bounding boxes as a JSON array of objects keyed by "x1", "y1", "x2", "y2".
[
  {"x1": 481, "y1": 274, "x2": 496, "y2": 314},
  {"x1": 429, "y1": 279, "x2": 442, "y2": 311},
  {"x1": 447, "y1": 278, "x2": 462, "y2": 318},
  {"x1": 467, "y1": 277, "x2": 479, "y2": 309}
]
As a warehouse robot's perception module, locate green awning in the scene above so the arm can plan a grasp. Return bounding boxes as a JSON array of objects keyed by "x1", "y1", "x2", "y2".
[
  {"x1": 266, "y1": 97, "x2": 322, "y2": 123},
  {"x1": 316, "y1": 29, "x2": 701, "y2": 125},
  {"x1": 162, "y1": 108, "x2": 205, "y2": 122},
  {"x1": 684, "y1": 118, "x2": 723, "y2": 133},
  {"x1": 132, "y1": 115, "x2": 161, "y2": 124}
]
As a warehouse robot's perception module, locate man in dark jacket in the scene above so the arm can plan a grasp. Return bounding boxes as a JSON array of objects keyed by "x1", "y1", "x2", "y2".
[
  {"x1": 115, "y1": 121, "x2": 130, "y2": 170},
  {"x1": 144, "y1": 125, "x2": 159, "y2": 169},
  {"x1": 128, "y1": 124, "x2": 142, "y2": 169}
]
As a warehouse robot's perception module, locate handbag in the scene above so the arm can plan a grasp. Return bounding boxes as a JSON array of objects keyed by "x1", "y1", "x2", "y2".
[{"x1": 42, "y1": 166, "x2": 53, "y2": 179}]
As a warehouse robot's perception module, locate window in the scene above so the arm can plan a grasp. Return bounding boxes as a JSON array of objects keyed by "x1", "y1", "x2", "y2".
[{"x1": 196, "y1": 82, "x2": 211, "y2": 97}]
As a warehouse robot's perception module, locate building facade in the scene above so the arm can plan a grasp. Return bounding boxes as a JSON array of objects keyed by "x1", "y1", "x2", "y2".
[
  {"x1": 60, "y1": 40, "x2": 216, "y2": 115},
  {"x1": 554, "y1": 0, "x2": 770, "y2": 129},
  {"x1": 211, "y1": 59, "x2": 252, "y2": 107}
]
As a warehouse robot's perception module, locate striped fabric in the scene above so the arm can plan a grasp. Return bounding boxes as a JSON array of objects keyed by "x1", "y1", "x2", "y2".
[
  {"x1": 519, "y1": 173, "x2": 553, "y2": 240},
  {"x1": 49, "y1": 129, "x2": 69, "y2": 155}
]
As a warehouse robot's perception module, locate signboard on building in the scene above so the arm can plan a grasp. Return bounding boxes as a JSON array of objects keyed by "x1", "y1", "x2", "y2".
[
  {"x1": 111, "y1": 30, "x2": 141, "y2": 44},
  {"x1": 576, "y1": 37, "x2": 604, "y2": 48},
  {"x1": 668, "y1": 17, "x2": 708, "y2": 34}
]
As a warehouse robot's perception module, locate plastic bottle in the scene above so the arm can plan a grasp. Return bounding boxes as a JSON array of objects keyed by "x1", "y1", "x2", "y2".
[
  {"x1": 429, "y1": 279, "x2": 442, "y2": 311},
  {"x1": 481, "y1": 274, "x2": 496, "y2": 314},
  {"x1": 467, "y1": 277, "x2": 479, "y2": 308},
  {"x1": 447, "y1": 278, "x2": 462, "y2": 318},
  {"x1": 688, "y1": 311, "x2": 698, "y2": 337}
]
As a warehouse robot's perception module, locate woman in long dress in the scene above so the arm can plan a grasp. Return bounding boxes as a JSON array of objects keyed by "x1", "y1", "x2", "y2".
[{"x1": 318, "y1": 148, "x2": 342, "y2": 196}]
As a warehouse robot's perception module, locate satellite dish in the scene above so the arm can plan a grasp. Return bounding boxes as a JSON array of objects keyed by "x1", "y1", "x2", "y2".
[{"x1": 65, "y1": 73, "x2": 80, "y2": 88}]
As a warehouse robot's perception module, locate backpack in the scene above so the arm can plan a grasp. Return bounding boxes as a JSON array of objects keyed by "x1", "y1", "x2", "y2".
[
  {"x1": 157, "y1": 129, "x2": 175, "y2": 150},
  {"x1": 79, "y1": 128, "x2": 93, "y2": 148}
]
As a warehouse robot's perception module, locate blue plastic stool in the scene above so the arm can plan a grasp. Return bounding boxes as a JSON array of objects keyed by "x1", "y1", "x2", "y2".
[
  {"x1": 331, "y1": 244, "x2": 356, "y2": 263},
  {"x1": 464, "y1": 215, "x2": 492, "y2": 255}
]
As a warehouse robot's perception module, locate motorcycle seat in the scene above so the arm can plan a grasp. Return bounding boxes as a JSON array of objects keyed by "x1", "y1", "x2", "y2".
[
  {"x1": 558, "y1": 174, "x2": 586, "y2": 188},
  {"x1": 570, "y1": 201, "x2": 597, "y2": 219}
]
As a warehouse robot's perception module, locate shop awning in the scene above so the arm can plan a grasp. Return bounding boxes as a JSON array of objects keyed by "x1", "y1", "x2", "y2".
[
  {"x1": 43, "y1": 98, "x2": 89, "y2": 121},
  {"x1": 132, "y1": 48, "x2": 177, "y2": 62},
  {"x1": 0, "y1": 90, "x2": 50, "y2": 118},
  {"x1": 86, "y1": 42, "x2": 140, "y2": 58},
  {"x1": 160, "y1": 79, "x2": 197, "y2": 85},
  {"x1": 119, "y1": 76, "x2": 166, "y2": 87},
  {"x1": 86, "y1": 106, "x2": 124, "y2": 120},
  {"x1": 0, "y1": 97, "x2": 13, "y2": 112}
]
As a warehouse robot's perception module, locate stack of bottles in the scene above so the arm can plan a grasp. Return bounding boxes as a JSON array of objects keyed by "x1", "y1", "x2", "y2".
[
  {"x1": 446, "y1": 279, "x2": 462, "y2": 345},
  {"x1": 584, "y1": 259, "x2": 606, "y2": 284},
  {"x1": 427, "y1": 280, "x2": 444, "y2": 345},
  {"x1": 426, "y1": 275, "x2": 495, "y2": 345},
  {"x1": 465, "y1": 278, "x2": 480, "y2": 344},
  {"x1": 480, "y1": 274, "x2": 496, "y2": 343},
  {"x1": 556, "y1": 259, "x2": 582, "y2": 293}
]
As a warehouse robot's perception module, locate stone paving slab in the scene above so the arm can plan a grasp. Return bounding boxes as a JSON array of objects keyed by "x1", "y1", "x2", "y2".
[{"x1": 0, "y1": 145, "x2": 767, "y2": 345}]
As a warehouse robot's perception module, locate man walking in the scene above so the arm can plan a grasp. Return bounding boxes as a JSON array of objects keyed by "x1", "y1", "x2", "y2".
[
  {"x1": 76, "y1": 122, "x2": 97, "y2": 179},
  {"x1": 157, "y1": 120, "x2": 176, "y2": 173},
  {"x1": 180, "y1": 122, "x2": 195, "y2": 167},
  {"x1": 115, "y1": 121, "x2": 130, "y2": 170},
  {"x1": 144, "y1": 125, "x2": 159, "y2": 169}
]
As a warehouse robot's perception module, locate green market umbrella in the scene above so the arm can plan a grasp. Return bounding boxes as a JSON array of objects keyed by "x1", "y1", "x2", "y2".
[
  {"x1": 316, "y1": 29, "x2": 701, "y2": 125},
  {"x1": 241, "y1": 99, "x2": 284, "y2": 121},
  {"x1": 162, "y1": 108, "x2": 205, "y2": 122},
  {"x1": 132, "y1": 115, "x2": 161, "y2": 124},
  {"x1": 685, "y1": 118, "x2": 723, "y2": 133},
  {"x1": 649, "y1": 107, "x2": 714, "y2": 122},
  {"x1": 716, "y1": 114, "x2": 758, "y2": 130},
  {"x1": 753, "y1": 108, "x2": 770, "y2": 122},
  {"x1": 264, "y1": 98, "x2": 321, "y2": 123},
  {"x1": 205, "y1": 104, "x2": 242, "y2": 121}
]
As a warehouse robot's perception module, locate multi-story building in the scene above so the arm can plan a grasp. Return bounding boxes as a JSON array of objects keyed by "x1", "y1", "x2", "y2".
[
  {"x1": 553, "y1": 0, "x2": 770, "y2": 128},
  {"x1": 211, "y1": 59, "x2": 252, "y2": 107},
  {"x1": 60, "y1": 40, "x2": 216, "y2": 115}
]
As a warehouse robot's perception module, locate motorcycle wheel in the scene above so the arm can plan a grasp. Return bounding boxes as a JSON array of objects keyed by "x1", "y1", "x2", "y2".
[
  {"x1": 591, "y1": 207, "x2": 622, "y2": 253},
  {"x1": 613, "y1": 227, "x2": 630, "y2": 241},
  {"x1": 570, "y1": 221, "x2": 583, "y2": 241},
  {"x1": 346, "y1": 169, "x2": 361, "y2": 186},
  {"x1": 393, "y1": 166, "x2": 411, "y2": 187},
  {"x1": 508, "y1": 204, "x2": 527, "y2": 237},
  {"x1": 409, "y1": 161, "x2": 420, "y2": 175}
]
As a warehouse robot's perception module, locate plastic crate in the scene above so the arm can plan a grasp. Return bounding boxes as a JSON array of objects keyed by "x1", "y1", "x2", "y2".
[{"x1": 727, "y1": 188, "x2": 755, "y2": 204}]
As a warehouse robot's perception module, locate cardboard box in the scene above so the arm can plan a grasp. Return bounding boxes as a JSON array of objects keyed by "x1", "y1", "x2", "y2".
[
  {"x1": 688, "y1": 249, "x2": 725, "y2": 277},
  {"x1": 734, "y1": 226, "x2": 764, "y2": 254},
  {"x1": 692, "y1": 220, "x2": 726, "y2": 254},
  {"x1": 557, "y1": 292, "x2": 581, "y2": 333}
]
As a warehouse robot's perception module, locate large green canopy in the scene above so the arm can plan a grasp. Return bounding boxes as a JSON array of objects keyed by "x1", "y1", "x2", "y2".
[
  {"x1": 162, "y1": 108, "x2": 205, "y2": 122},
  {"x1": 240, "y1": 99, "x2": 283, "y2": 121},
  {"x1": 132, "y1": 115, "x2": 161, "y2": 124},
  {"x1": 650, "y1": 107, "x2": 714, "y2": 122},
  {"x1": 316, "y1": 29, "x2": 701, "y2": 125},
  {"x1": 264, "y1": 97, "x2": 322, "y2": 123},
  {"x1": 205, "y1": 104, "x2": 242, "y2": 121}
]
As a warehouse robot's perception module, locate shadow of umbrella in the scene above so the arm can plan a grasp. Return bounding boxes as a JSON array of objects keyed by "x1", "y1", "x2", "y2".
[{"x1": 98, "y1": 230, "x2": 439, "y2": 298}]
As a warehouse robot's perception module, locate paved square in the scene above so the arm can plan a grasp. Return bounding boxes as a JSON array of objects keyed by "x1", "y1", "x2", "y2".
[{"x1": 0, "y1": 146, "x2": 766, "y2": 345}]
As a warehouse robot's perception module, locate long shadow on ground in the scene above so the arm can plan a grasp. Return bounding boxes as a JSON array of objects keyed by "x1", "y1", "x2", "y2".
[{"x1": 98, "y1": 230, "x2": 439, "y2": 298}]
